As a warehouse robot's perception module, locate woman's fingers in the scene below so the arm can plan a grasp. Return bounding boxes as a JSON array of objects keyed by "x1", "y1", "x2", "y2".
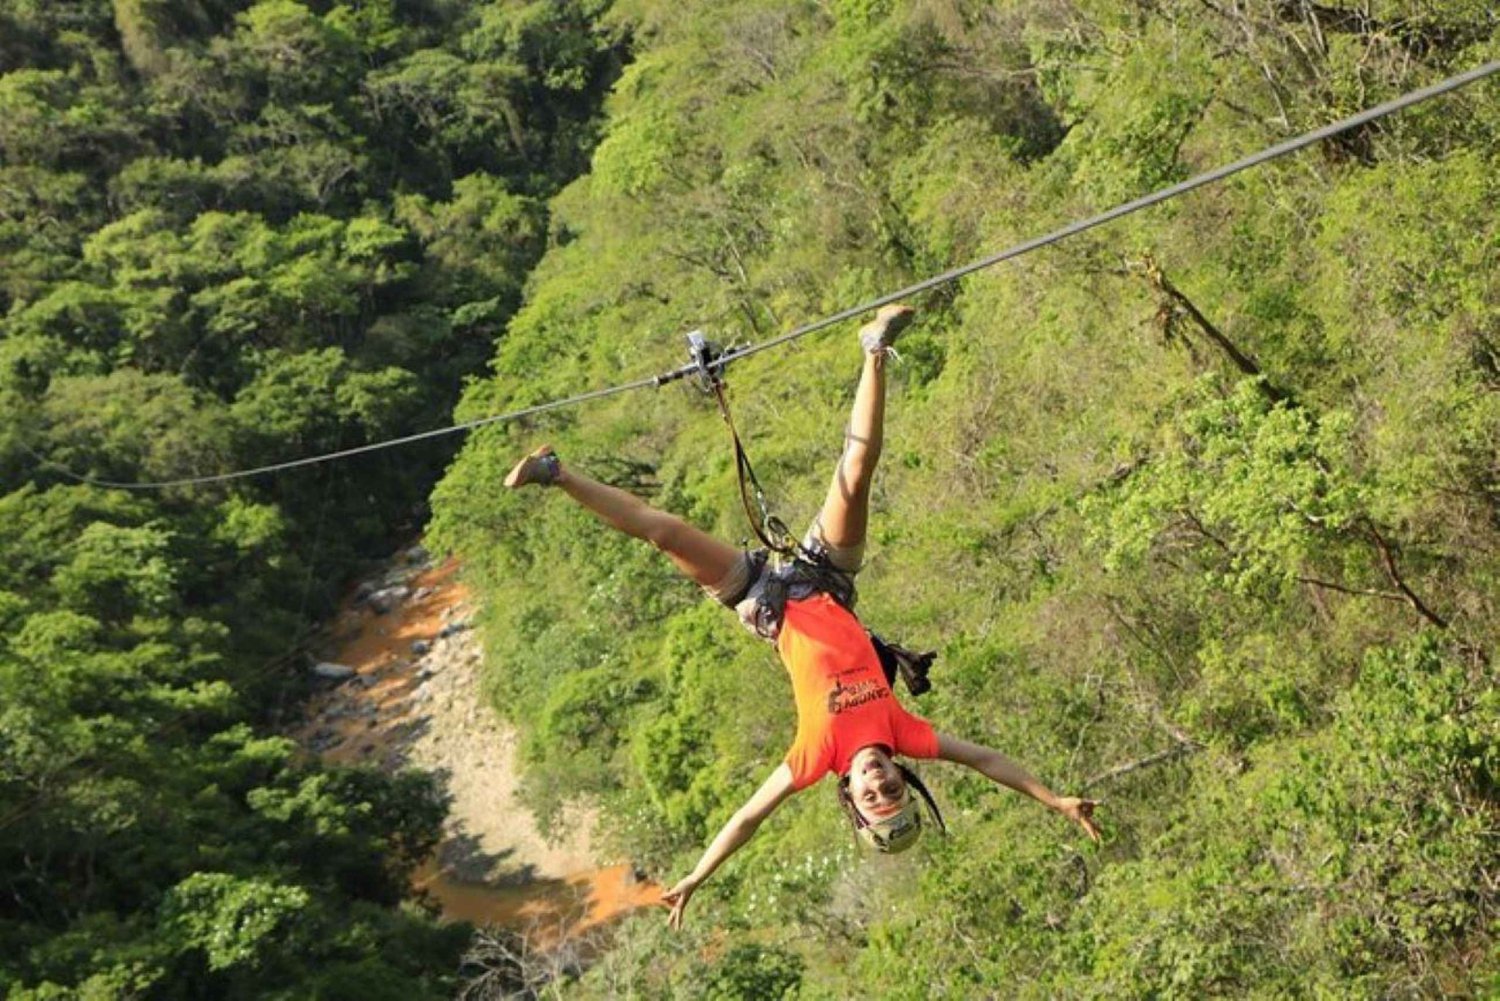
[
  {"x1": 1076, "y1": 799, "x2": 1101, "y2": 842},
  {"x1": 662, "y1": 879, "x2": 694, "y2": 929},
  {"x1": 1059, "y1": 797, "x2": 1102, "y2": 842},
  {"x1": 668, "y1": 896, "x2": 689, "y2": 930}
]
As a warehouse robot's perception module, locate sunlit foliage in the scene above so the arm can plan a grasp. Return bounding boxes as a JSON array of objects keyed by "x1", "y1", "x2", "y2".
[
  {"x1": 0, "y1": 0, "x2": 621, "y2": 995},
  {"x1": 428, "y1": 0, "x2": 1498, "y2": 996}
]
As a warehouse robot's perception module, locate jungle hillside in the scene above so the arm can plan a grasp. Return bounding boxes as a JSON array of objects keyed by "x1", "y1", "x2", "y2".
[
  {"x1": 1, "y1": 0, "x2": 621, "y2": 997},
  {"x1": 2, "y1": 0, "x2": 1498, "y2": 998},
  {"x1": 427, "y1": 0, "x2": 1498, "y2": 997}
]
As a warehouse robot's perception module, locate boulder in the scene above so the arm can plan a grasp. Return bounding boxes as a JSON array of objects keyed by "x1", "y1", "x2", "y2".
[
  {"x1": 411, "y1": 639, "x2": 431, "y2": 656},
  {"x1": 438, "y1": 620, "x2": 470, "y2": 639},
  {"x1": 367, "y1": 585, "x2": 411, "y2": 614},
  {"x1": 312, "y1": 661, "x2": 355, "y2": 681}
]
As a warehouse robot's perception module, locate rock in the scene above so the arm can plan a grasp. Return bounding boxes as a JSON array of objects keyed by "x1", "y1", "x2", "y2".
[
  {"x1": 412, "y1": 586, "x2": 434, "y2": 602},
  {"x1": 358, "y1": 674, "x2": 379, "y2": 689},
  {"x1": 438, "y1": 620, "x2": 470, "y2": 639},
  {"x1": 352, "y1": 581, "x2": 376, "y2": 606},
  {"x1": 367, "y1": 585, "x2": 411, "y2": 614},
  {"x1": 402, "y1": 544, "x2": 430, "y2": 566},
  {"x1": 312, "y1": 661, "x2": 355, "y2": 681},
  {"x1": 411, "y1": 639, "x2": 431, "y2": 656}
]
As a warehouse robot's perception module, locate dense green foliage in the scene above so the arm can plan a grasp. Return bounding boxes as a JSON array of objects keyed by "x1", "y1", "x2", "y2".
[
  {"x1": 427, "y1": 0, "x2": 1499, "y2": 996},
  {"x1": 0, "y1": 1, "x2": 621, "y2": 996}
]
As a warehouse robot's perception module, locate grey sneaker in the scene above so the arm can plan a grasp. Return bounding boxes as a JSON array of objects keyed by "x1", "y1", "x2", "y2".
[
  {"x1": 859, "y1": 304, "x2": 916, "y2": 355},
  {"x1": 504, "y1": 445, "x2": 561, "y2": 488}
]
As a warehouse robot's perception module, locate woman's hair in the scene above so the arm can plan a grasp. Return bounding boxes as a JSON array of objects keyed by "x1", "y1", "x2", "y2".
[{"x1": 836, "y1": 761, "x2": 947, "y2": 841}]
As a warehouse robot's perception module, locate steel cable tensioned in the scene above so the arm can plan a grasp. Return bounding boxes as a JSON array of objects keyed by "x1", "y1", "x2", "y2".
[{"x1": 30, "y1": 59, "x2": 1500, "y2": 491}]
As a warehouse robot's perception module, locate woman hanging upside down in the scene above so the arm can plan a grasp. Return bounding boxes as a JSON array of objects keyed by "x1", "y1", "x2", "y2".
[{"x1": 504, "y1": 304, "x2": 1101, "y2": 929}]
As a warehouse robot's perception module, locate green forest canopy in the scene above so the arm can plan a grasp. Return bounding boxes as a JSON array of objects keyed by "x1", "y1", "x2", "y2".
[
  {"x1": 1, "y1": 1, "x2": 621, "y2": 997},
  {"x1": 2, "y1": 0, "x2": 1497, "y2": 998},
  {"x1": 425, "y1": 0, "x2": 1498, "y2": 997}
]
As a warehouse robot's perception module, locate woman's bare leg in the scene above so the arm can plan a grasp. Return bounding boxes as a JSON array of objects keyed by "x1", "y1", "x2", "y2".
[
  {"x1": 509, "y1": 449, "x2": 739, "y2": 588},
  {"x1": 814, "y1": 351, "x2": 887, "y2": 550},
  {"x1": 812, "y1": 305, "x2": 913, "y2": 551}
]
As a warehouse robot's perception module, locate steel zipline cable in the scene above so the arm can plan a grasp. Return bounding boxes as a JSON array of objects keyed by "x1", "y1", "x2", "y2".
[
  {"x1": 30, "y1": 59, "x2": 1499, "y2": 491},
  {"x1": 27, "y1": 374, "x2": 671, "y2": 490}
]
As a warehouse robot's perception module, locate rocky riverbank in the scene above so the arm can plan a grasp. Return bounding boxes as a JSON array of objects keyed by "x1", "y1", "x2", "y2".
[{"x1": 291, "y1": 545, "x2": 660, "y2": 942}]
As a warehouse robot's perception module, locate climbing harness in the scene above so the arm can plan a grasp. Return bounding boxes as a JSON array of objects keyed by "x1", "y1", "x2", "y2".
[{"x1": 668, "y1": 333, "x2": 935, "y2": 697}]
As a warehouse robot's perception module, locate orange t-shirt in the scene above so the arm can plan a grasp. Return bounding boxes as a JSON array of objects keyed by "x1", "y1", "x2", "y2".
[{"x1": 776, "y1": 593, "x2": 939, "y2": 790}]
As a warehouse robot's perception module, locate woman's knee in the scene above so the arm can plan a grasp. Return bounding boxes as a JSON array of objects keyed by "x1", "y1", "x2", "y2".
[
  {"x1": 842, "y1": 436, "x2": 881, "y2": 474},
  {"x1": 837, "y1": 454, "x2": 879, "y2": 497}
]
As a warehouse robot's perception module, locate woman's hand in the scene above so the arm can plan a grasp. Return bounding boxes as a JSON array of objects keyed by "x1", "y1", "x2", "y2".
[
  {"x1": 659, "y1": 765, "x2": 794, "y2": 931},
  {"x1": 1054, "y1": 797, "x2": 1102, "y2": 842},
  {"x1": 661, "y1": 875, "x2": 700, "y2": 930}
]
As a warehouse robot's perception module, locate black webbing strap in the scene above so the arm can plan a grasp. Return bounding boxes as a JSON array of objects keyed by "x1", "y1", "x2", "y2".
[
  {"x1": 870, "y1": 633, "x2": 934, "y2": 696},
  {"x1": 711, "y1": 381, "x2": 798, "y2": 557}
]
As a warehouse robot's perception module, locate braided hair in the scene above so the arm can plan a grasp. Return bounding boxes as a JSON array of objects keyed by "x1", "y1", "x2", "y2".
[{"x1": 836, "y1": 761, "x2": 947, "y2": 843}]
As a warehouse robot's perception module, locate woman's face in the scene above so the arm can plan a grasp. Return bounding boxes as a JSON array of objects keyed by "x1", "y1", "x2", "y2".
[{"x1": 846, "y1": 746, "x2": 907, "y2": 822}]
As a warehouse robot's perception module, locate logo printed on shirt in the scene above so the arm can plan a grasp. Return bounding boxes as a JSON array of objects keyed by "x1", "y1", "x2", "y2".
[{"x1": 826, "y1": 678, "x2": 889, "y2": 714}]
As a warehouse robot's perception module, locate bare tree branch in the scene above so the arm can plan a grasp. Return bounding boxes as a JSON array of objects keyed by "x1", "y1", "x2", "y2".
[
  {"x1": 1136, "y1": 255, "x2": 1293, "y2": 403},
  {"x1": 1084, "y1": 740, "x2": 1203, "y2": 789},
  {"x1": 1362, "y1": 519, "x2": 1449, "y2": 628},
  {"x1": 1296, "y1": 575, "x2": 1406, "y2": 603}
]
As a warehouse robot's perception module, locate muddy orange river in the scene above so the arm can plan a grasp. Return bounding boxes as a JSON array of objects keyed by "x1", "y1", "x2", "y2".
[{"x1": 293, "y1": 558, "x2": 661, "y2": 946}]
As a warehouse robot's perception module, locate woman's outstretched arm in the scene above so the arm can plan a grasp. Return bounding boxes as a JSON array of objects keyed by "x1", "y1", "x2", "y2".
[
  {"x1": 936, "y1": 733, "x2": 1101, "y2": 842},
  {"x1": 661, "y1": 763, "x2": 798, "y2": 929}
]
